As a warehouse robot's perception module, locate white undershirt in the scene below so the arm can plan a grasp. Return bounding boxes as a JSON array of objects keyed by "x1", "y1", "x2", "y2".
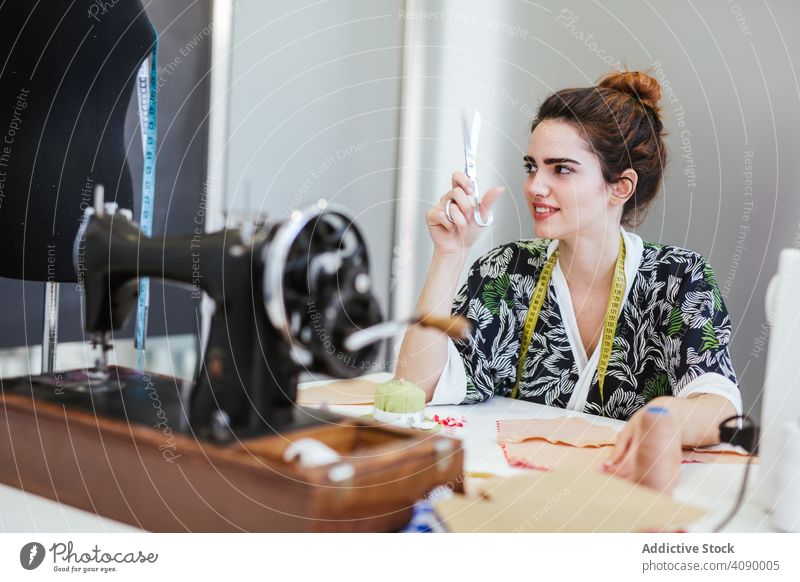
[{"x1": 425, "y1": 227, "x2": 743, "y2": 416}]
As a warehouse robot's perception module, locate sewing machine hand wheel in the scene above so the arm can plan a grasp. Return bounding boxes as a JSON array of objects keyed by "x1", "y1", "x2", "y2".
[{"x1": 264, "y1": 204, "x2": 382, "y2": 378}]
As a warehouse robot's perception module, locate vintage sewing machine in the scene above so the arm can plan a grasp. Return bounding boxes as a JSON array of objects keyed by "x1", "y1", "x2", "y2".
[{"x1": 0, "y1": 195, "x2": 464, "y2": 532}]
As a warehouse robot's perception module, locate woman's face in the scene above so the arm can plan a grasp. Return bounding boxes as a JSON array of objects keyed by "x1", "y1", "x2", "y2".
[{"x1": 523, "y1": 119, "x2": 618, "y2": 241}]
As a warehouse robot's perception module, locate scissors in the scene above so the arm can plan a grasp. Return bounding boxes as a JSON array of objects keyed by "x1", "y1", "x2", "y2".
[{"x1": 460, "y1": 109, "x2": 493, "y2": 227}]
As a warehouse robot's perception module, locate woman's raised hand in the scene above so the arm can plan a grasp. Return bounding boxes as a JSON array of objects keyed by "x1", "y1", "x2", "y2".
[{"x1": 425, "y1": 171, "x2": 505, "y2": 257}]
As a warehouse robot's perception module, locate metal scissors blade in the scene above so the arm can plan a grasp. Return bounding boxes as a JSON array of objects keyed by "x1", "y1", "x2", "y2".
[{"x1": 461, "y1": 110, "x2": 493, "y2": 226}]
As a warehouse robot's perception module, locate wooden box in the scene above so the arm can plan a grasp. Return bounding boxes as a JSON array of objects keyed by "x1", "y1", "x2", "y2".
[{"x1": 0, "y1": 377, "x2": 464, "y2": 532}]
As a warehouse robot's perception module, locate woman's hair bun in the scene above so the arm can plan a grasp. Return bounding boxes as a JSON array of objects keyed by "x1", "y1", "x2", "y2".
[{"x1": 598, "y1": 70, "x2": 662, "y2": 111}]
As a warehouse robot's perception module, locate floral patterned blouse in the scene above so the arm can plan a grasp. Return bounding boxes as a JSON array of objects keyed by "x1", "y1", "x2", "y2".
[{"x1": 431, "y1": 229, "x2": 741, "y2": 421}]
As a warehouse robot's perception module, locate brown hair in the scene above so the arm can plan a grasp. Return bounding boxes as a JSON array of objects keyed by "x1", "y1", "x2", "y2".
[{"x1": 530, "y1": 70, "x2": 667, "y2": 227}]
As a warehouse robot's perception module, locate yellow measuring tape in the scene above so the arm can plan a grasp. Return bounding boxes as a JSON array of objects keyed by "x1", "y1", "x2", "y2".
[{"x1": 510, "y1": 235, "x2": 626, "y2": 415}]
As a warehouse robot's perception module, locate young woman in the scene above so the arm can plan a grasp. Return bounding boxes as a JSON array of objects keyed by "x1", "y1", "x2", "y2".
[{"x1": 396, "y1": 71, "x2": 741, "y2": 477}]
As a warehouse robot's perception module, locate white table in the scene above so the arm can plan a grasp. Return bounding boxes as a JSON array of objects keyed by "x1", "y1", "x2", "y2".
[
  {"x1": 305, "y1": 373, "x2": 774, "y2": 533},
  {"x1": 0, "y1": 373, "x2": 774, "y2": 532}
]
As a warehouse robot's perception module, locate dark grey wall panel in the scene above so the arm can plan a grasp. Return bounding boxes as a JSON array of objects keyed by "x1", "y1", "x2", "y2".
[{"x1": 0, "y1": 0, "x2": 212, "y2": 348}]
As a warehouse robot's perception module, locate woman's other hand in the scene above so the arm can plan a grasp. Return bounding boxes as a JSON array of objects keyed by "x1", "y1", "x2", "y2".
[{"x1": 604, "y1": 399, "x2": 682, "y2": 493}]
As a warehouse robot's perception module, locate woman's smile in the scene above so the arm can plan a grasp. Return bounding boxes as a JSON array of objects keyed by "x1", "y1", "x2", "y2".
[{"x1": 533, "y1": 201, "x2": 560, "y2": 220}]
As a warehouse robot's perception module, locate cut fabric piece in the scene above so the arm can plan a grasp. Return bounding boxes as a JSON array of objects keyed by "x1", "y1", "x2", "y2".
[
  {"x1": 503, "y1": 439, "x2": 755, "y2": 470},
  {"x1": 433, "y1": 467, "x2": 706, "y2": 532},
  {"x1": 501, "y1": 439, "x2": 613, "y2": 471},
  {"x1": 497, "y1": 417, "x2": 755, "y2": 469},
  {"x1": 497, "y1": 417, "x2": 618, "y2": 447},
  {"x1": 296, "y1": 379, "x2": 377, "y2": 405},
  {"x1": 682, "y1": 448, "x2": 755, "y2": 464}
]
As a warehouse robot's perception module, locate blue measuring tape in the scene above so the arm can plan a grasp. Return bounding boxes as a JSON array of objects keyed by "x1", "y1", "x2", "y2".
[{"x1": 134, "y1": 36, "x2": 158, "y2": 369}]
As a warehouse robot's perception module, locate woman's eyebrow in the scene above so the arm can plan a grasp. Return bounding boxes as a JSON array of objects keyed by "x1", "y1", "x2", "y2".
[{"x1": 523, "y1": 155, "x2": 581, "y2": 165}]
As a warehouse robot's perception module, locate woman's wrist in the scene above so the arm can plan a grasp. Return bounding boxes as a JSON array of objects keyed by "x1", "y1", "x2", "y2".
[
  {"x1": 640, "y1": 396, "x2": 690, "y2": 444},
  {"x1": 410, "y1": 252, "x2": 468, "y2": 319},
  {"x1": 643, "y1": 395, "x2": 723, "y2": 447},
  {"x1": 431, "y1": 249, "x2": 468, "y2": 269}
]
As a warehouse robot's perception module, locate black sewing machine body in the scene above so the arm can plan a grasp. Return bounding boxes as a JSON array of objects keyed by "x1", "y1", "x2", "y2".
[{"x1": 3, "y1": 202, "x2": 382, "y2": 442}]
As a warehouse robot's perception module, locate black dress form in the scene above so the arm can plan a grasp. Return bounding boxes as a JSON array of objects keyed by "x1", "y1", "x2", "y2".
[{"x1": 0, "y1": 0, "x2": 155, "y2": 282}]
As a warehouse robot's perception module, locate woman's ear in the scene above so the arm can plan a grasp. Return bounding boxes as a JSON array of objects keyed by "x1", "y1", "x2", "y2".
[{"x1": 610, "y1": 169, "x2": 638, "y2": 208}]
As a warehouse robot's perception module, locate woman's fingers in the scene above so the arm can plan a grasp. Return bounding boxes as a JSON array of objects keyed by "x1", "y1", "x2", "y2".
[
  {"x1": 476, "y1": 186, "x2": 506, "y2": 222},
  {"x1": 446, "y1": 187, "x2": 474, "y2": 223},
  {"x1": 451, "y1": 171, "x2": 472, "y2": 195},
  {"x1": 431, "y1": 175, "x2": 506, "y2": 249},
  {"x1": 604, "y1": 448, "x2": 634, "y2": 477},
  {"x1": 605, "y1": 426, "x2": 634, "y2": 468},
  {"x1": 480, "y1": 186, "x2": 506, "y2": 209},
  {"x1": 446, "y1": 173, "x2": 507, "y2": 225},
  {"x1": 426, "y1": 207, "x2": 454, "y2": 231},
  {"x1": 447, "y1": 200, "x2": 469, "y2": 232},
  {"x1": 611, "y1": 451, "x2": 635, "y2": 479}
]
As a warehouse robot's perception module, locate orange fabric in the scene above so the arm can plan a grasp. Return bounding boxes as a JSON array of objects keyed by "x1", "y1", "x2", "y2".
[
  {"x1": 682, "y1": 449, "x2": 755, "y2": 464},
  {"x1": 497, "y1": 417, "x2": 618, "y2": 447},
  {"x1": 501, "y1": 439, "x2": 613, "y2": 471}
]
